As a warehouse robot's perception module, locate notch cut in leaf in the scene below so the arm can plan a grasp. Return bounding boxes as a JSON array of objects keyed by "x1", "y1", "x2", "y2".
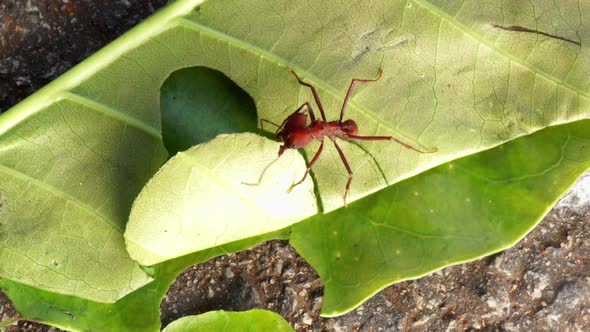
[{"x1": 161, "y1": 66, "x2": 258, "y2": 155}]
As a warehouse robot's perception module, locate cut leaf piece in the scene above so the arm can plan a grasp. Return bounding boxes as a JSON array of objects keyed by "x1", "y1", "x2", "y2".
[
  {"x1": 125, "y1": 133, "x2": 317, "y2": 266},
  {"x1": 291, "y1": 119, "x2": 590, "y2": 316},
  {"x1": 162, "y1": 310, "x2": 294, "y2": 332},
  {"x1": 161, "y1": 66, "x2": 258, "y2": 155}
]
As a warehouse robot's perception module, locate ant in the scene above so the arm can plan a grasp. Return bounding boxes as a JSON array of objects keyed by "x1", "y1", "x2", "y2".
[{"x1": 254, "y1": 67, "x2": 436, "y2": 207}]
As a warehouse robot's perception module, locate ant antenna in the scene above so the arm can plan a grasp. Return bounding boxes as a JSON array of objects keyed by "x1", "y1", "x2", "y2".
[{"x1": 241, "y1": 155, "x2": 282, "y2": 186}]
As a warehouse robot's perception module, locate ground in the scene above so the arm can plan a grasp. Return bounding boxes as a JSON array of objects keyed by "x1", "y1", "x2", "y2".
[{"x1": 1, "y1": 1, "x2": 589, "y2": 331}]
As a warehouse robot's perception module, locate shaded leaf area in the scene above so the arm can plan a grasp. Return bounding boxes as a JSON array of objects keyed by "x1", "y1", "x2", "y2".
[
  {"x1": 0, "y1": 229, "x2": 289, "y2": 331},
  {"x1": 126, "y1": 133, "x2": 317, "y2": 266},
  {"x1": 161, "y1": 66, "x2": 258, "y2": 154},
  {"x1": 291, "y1": 119, "x2": 590, "y2": 316},
  {"x1": 162, "y1": 309, "x2": 294, "y2": 332}
]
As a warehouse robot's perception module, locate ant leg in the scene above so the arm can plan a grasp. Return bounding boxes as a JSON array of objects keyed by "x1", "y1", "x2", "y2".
[
  {"x1": 260, "y1": 119, "x2": 282, "y2": 132},
  {"x1": 346, "y1": 134, "x2": 437, "y2": 153},
  {"x1": 332, "y1": 139, "x2": 353, "y2": 207},
  {"x1": 288, "y1": 67, "x2": 327, "y2": 121},
  {"x1": 339, "y1": 68, "x2": 383, "y2": 122},
  {"x1": 287, "y1": 141, "x2": 324, "y2": 193}
]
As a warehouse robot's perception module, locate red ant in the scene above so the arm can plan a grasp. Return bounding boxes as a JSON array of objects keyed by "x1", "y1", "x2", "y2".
[{"x1": 255, "y1": 67, "x2": 436, "y2": 207}]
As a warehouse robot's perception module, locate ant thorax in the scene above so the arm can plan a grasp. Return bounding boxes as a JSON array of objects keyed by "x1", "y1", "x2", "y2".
[{"x1": 281, "y1": 126, "x2": 314, "y2": 149}]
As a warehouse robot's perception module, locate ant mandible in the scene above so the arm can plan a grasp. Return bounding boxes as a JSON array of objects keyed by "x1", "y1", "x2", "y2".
[{"x1": 259, "y1": 67, "x2": 436, "y2": 207}]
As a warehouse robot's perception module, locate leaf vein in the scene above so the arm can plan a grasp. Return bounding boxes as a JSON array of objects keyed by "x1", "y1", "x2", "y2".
[
  {"x1": 61, "y1": 92, "x2": 161, "y2": 139},
  {"x1": 0, "y1": 163, "x2": 122, "y2": 232}
]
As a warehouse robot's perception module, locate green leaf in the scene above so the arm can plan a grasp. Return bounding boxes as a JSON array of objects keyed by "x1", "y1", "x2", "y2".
[
  {"x1": 1, "y1": 0, "x2": 589, "y2": 326},
  {"x1": 0, "y1": 105, "x2": 164, "y2": 302},
  {"x1": 128, "y1": 0, "x2": 589, "y2": 264},
  {"x1": 162, "y1": 310, "x2": 294, "y2": 332},
  {"x1": 184, "y1": 0, "x2": 590, "y2": 212},
  {"x1": 0, "y1": 229, "x2": 289, "y2": 331},
  {"x1": 124, "y1": 0, "x2": 590, "y2": 306},
  {"x1": 0, "y1": 0, "x2": 200, "y2": 302},
  {"x1": 291, "y1": 119, "x2": 590, "y2": 316},
  {"x1": 126, "y1": 133, "x2": 317, "y2": 266},
  {"x1": 0, "y1": 318, "x2": 19, "y2": 329}
]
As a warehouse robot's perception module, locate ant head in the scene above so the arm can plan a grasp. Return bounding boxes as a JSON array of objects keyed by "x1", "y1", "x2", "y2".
[{"x1": 341, "y1": 119, "x2": 358, "y2": 136}]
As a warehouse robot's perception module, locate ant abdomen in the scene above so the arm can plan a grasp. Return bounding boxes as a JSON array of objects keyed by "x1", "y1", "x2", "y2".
[{"x1": 341, "y1": 119, "x2": 358, "y2": 136}]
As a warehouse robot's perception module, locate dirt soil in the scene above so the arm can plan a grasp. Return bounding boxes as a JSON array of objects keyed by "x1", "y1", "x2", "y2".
[
  {"x1": 0, "y1": 0, "x2": 168, "y2": 113},
  {"x1": 1, "y1": 1, "x2": 589, "y2": 331}
]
